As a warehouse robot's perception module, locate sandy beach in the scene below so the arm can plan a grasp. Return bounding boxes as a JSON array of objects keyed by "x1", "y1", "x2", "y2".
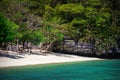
[{"x1": 0, "y1": 50, "x2": 103, "y2": 68}]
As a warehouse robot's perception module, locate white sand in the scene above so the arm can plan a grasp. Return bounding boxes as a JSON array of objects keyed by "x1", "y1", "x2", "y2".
[{"x1": 0, "y1": 50, "x2": 103, "y2": 68}]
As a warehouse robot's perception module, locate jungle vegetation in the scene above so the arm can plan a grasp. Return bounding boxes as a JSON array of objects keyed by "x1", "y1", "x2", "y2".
[{"x1": 0, "y1": 0, "x2": 120, "y2": 56}]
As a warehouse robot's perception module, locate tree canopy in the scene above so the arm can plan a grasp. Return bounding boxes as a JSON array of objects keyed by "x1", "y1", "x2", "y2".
[{"x1": 0, "y1": 0, "x2": 120, "y2": 54}]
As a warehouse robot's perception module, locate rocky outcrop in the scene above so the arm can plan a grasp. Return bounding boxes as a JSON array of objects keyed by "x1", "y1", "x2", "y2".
[
  {"x1": 52, "y1": 40, "x2": 95, "y2": 56},
  {"x1": 52, "y1": 40, "x2": 120, "y2": 58},
  {"x1": 62, "y1": 40, "x2": 95, "y2": 56}
]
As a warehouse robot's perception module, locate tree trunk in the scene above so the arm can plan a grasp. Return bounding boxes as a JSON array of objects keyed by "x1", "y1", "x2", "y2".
[
  {"x1": 22, "y1": 41, "x2": 25, "y2": 52},
  {"x1": 16, "y1": 39, "x2": 19, "y2": 52},
  {"x1": 0, "y1": 42, "x2": 2, "y2": 49}
]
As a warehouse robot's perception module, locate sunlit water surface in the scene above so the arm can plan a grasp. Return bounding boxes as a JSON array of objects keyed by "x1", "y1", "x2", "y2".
[{"x1": 0, "y1": 59, "x2": 120, "y2": 80}]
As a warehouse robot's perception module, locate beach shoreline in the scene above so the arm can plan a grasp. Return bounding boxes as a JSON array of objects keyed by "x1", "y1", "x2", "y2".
[{"x1": 0, "y1": 51, "x2": 103, "y2": 68}]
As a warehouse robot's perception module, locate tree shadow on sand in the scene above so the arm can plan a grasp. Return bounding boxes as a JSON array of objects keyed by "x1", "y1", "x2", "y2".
[{"x1": 0, "y1": 50, "x2": 25, "y2": 59}]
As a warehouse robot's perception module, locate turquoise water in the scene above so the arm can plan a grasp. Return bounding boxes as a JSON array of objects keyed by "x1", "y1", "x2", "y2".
[{"x1": 0, "y1": 60, "x2": 120, "y2": 80}]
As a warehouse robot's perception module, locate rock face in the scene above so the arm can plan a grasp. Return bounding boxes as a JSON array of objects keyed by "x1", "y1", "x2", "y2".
[
  {"x1": 53, "y1": 40, "x2": 95, "y2": 56},
  {"x1": 53, "y1": 40, "x2": 120, "y2": 58},
  {"x1": 62, "y1": 40, "x2": 95, "y2": 56}
]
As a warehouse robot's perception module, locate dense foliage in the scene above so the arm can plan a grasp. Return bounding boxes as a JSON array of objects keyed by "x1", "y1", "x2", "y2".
[
  {"x1": 0, "y1": 13, "x2": 19, "y2": 48},
  {"x1": 0, "y1": 0, "x2": 120, "y2": 55}
]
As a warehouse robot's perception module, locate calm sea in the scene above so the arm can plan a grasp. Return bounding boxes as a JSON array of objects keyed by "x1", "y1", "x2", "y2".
[{"x1": 0, "y1": 59, "x2": 120, "y2": 80}]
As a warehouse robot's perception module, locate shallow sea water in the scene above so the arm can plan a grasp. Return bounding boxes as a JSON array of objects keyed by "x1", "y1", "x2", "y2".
[{"x1": 0, "y1": 59, "x2": 120, "y2": 80}]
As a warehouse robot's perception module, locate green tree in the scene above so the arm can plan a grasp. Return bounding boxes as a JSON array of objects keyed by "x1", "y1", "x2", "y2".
[
  {"x1": 42, "y1": 5, "x2": 66, "y2": 52},
  {"x1": 0, "y1": 14, "x2": 19, "y2": 49},
  {"x1": 31, "y1": 29, "x2": 45, "y2": 45}
]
